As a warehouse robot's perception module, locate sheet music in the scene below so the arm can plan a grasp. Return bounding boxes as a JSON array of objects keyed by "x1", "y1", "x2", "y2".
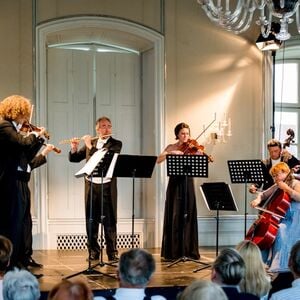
[
  {"x1": 106, "y1": 153, "x2": 119, "y2": 178},
  {"x1": 75, "y1": 149, "x2": 107, "y2": 178}
]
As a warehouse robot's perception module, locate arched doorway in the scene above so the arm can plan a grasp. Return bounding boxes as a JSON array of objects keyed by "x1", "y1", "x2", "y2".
[{"x1": 35, "y1": 16, "x2": 165, "y2": 250}]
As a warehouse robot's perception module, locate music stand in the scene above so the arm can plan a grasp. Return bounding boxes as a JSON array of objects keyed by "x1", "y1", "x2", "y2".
[
  {"x1": 227, "y1": 160, "x2": 265, "y2": 237},
  {"x1": 65, "y1": 149, "x2": 117, "y2": 279},
  {"x1": 166, "y1": 154, "x2": 210, "y2": 269},
  {"x1": 113, "y1": 154, "x2": 157, "y2": 248},
  {"x1": 200, "y1": 182, "x2": 237, "y2": 257}
]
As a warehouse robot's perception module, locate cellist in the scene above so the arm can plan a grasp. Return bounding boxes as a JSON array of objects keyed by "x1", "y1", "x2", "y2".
[{"x1": 250, "y1": 162, "x2": 300, "y2": 273}]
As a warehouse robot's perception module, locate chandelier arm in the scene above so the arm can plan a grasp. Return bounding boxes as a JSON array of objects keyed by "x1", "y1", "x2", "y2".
[
  {"x1": 257, "y1": 6, "x2": 273, "y2": 38},
  {"x1": 227, "y1": 0, "x2": 257, "y2": 32},
  {"x1": 199, "y1": 0, "x2": 245, "y2": 26}
]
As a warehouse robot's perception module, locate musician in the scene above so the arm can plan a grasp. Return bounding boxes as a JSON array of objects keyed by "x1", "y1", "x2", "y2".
[
  {"x1": 17, "y1": 143, "x2": 55, "y2": 268},
  {"x1": 69, "y1": 116, "x2": 122, "y2": 262},
  {"x1": 250, "y1": 139, "x2": 299, "y2": 194},
  {"x1": 0, "y1": 95, "x2": 46, "y2": 267},
  {"x1": 157, "y1": 122, "x2": 202, "y2": 260},
  {"x1": 250, "y1": 162, "x2": 300, "y2": 273}
]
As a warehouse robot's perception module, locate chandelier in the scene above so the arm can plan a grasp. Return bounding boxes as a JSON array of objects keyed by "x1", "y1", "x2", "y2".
[{"x1": 197, "y1": 0, "x2": 300, "y2": 41}]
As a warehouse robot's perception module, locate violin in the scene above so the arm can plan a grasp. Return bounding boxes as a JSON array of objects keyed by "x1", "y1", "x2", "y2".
[
  {"x1": 20, "y1": 121, "x2": 61, "y2": 154},
  {"x1": 179, "y1": 139, "x2": 214, "y2": 162},
  {"x1": 21, "y1": 121, "x2": 50, "y2": 139}
]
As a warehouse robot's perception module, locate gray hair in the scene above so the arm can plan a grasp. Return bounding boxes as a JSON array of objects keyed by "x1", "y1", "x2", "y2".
[
  {"x1": 3, "y1": 268, "x2": 40, "y2": 300},
  {"x1": 118, "y1": 249, "x2": 155, "y2": 287},
  {"x1": 213, "y1": 248, "x2": 245, "y2": 285}
]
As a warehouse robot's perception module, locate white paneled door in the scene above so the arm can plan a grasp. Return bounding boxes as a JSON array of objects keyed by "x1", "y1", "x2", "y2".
[{"x1": 47, "y1": 47, "x2": 141, "y2": 223}]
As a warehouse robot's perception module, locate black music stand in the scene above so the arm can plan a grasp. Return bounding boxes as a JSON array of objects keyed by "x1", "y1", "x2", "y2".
[
  {"x1": 227, "y1": 160, "x2": 266, "y2": 237},
  {"x1": 200, "y1": 182, "x2": 237, "y2": 256},
  {"x1": 166, "y1": 154, "x2": 210, "y2": 269},
  {"x1": 65, "y1": 149, "x2": 117, "y2": 279},
  {"x1": 113, "y1": 154, "x2": 157, "y2": 248}
]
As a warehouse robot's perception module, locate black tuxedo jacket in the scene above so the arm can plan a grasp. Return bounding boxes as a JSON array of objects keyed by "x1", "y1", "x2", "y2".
[{"x1": 69, "y1": 136, "x2": 122, "y2": 220}]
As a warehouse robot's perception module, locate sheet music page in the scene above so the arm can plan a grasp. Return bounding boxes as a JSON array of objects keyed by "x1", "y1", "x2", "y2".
[
  {"x1": 75, "y1": 148, "x2": 107, "y2": 178},
  {"x1": 106, "y1": 153, "x2": 119, "y2": 178}
]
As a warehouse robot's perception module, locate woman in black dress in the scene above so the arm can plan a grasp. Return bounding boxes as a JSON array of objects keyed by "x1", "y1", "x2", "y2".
[{"x1": 157, "y1": 122, "x2": 201, "y2": 260}]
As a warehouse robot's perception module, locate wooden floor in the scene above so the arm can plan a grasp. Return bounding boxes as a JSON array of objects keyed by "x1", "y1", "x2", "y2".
[{"x1": 30, "y1": 247, "x2": 217, "y2": 294}]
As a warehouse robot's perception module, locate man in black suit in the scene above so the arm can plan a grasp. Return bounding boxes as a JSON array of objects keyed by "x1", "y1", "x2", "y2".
[
  {"x1": 69, "y1": 116, "x2": 122, "y2": 262},
  {"x1": 0, "y1": 95, "x2": 46, "y2": 267},
  {"x1": 211, "y1": 248, "x2": 259, "y2": 300}
]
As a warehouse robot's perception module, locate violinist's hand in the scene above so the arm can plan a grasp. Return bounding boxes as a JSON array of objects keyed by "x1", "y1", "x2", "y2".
[
  {"x1": 82, "y1": 135, "x2": 92, "y2": 149},
  {"x1": 249, "y1": 184, "x2": 258, "y2": 194},
  {"x1": 170, "y1": 150, "x2": 184, "y2": 155},
  {"x1": 70, "y1": 138, "x2": 80, "y2": 152},
  {"x1": 36, "y1": 127, "x2": 46, "y2": 137},
  {"x1": 250, "y1": 198, "x2": 261, "y2": 208},
  {"x1": 41, "y1": 144, "x2": 55, "y2": 156}
]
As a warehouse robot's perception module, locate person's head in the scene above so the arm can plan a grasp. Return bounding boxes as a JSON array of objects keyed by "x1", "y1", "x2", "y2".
[
  {"x1": 118, "y1": 248, "x2": 155, "y2": 288},
  {"x1": 0, "y1": 235, "x2": 13, "y2": 275},
  {"x1": 47, "y1": 279, "x2": 93, "y2": 300},
  {"x1": 0, "y1": 95, "x2": 32, "y2": 124},
  {"x1": 95, "y1": 116, "x2": 112, "y2": 139},
  {"x1": 174, "y1": 122, "x2": 190, "y2": 143},
  {"x1": 178, "y1": 280, "x2": 228, "y2": 300},
  {"x1": 288, "y1": 240, "x2": 300, "y2": 278},
  {"x1": 236, "y1": 240, "x2": 264, "y2": 270},
  {"x1": 270, "y1": 162, "x2": 292, "y2": 184},
  {"x1": 211, "y1": 248, "x2": 245, "y2": 286},
  {"x1": 267, "y1": 139, "x2": 282, "y2": 160},
  {"x1": 3, "y1": 268, "x2": 40, "y2": 300},
  {"x1": 236, "y1": 240, "x2": 271, "y2": 296}
]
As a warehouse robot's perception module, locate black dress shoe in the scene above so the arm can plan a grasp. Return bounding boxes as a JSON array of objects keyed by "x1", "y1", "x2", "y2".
[
  {"x1": 86, "y1": 253, "x2": 100, "y2": 261},
  {"x1": 26, "y1": 258, "x2": 43, "y2": 268}
]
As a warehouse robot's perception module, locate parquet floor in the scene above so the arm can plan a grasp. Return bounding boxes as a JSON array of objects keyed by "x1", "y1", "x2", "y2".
[{"x1": 30, "y1": 247, "x2": 217, "y2": 293}]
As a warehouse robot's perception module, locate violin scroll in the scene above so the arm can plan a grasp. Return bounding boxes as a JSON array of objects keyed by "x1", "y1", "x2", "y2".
[{"x1": 283, "y1": 128, "x2": 295, "y2": 149}]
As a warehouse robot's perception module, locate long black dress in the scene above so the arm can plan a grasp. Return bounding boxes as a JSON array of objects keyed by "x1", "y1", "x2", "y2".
[{"x1": 161, "y1": 176, "x2": 200, "y2": 260}]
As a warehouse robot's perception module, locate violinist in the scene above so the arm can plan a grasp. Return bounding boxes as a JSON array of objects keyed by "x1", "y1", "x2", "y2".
[
  {"x1": 157, "y1": 122, "x2": 203, "y2": 261},
  {"x1": 0, "y1": 95, "x2": 47, "y2": 267},
  {"x1": 69, "y1": 116, "x2": 122, "y2": 262},
  {"x1": 250, "y1": 162, "x2": 300, "y2": 273}
]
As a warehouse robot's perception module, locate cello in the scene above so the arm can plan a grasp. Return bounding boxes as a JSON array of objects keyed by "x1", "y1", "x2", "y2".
[
  {"x1": 245, "y1": 186, "x2": 291, "y2": 249},
  {"x1": 245, "y1": 130, "x2": 296, "y2": 249}
]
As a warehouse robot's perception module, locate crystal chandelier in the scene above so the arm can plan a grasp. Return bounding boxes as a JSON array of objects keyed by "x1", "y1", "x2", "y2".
[{"x1": 197, "y1": 0, "x2": 300, "y2": 41}]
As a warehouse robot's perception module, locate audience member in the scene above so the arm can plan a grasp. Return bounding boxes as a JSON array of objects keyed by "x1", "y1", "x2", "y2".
[
  {"x1": 211, "y1": 248, "x2": 259, "y2": 300},
  {"x1": 2, "y1": 268, "x2": 40, "y2": 300},
  {"x1": 270, "y1": 240, "x2": 300, "y2": 300},
  {"x1": 177, "y1": 279, "x2": 228, "y2": 300},
  {"x1": 0, "y1": 236, "x2": 13, "y2": 300},
  {"x1": 95, "y1": 248, "x2": 166, "y2": 300},
  {"x1": 236, "y1": 240, "x2": 271, "y2": 300},
  {"x1": 47, "y1": 279, "x2": 93, "y2": 300}
]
